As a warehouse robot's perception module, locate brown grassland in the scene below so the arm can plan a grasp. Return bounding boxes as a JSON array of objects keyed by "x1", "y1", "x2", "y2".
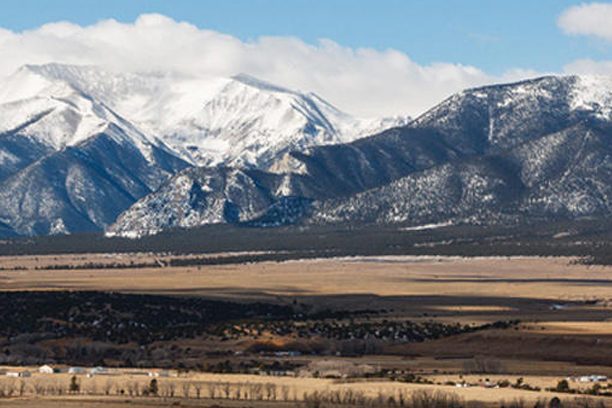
[{"x1": 1, "y1": 255, "x2": 612, "y2": 407}]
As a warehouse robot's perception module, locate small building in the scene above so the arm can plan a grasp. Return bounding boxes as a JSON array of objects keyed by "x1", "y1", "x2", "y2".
[
  {"x1": 39, "y1": 365, "x2": 55, "y2": 374},
  {"x1": 68, "y1": 367, "x2": 86, "y2": 374},
  {"x1": 6, "y1": 371, "x2": 30, "y2": 377},
  {"x1": 91, "y1": 366, "x2": 108, "y2": 375},
  {"x1": 148, "y1": 371, "x2": 170, "y2": 377}
]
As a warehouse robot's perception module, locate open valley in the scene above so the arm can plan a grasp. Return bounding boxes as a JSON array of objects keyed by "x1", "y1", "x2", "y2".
[{"x1": 1, "y1": 255, "x2": 612, "y2": 407}]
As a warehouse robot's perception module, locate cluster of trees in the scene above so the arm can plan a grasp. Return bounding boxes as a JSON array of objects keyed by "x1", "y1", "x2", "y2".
[
  {"x1": 1, "y1": 376, "x2": 609, "y2": 408},
  {"x1": 34, "y1": 261, "x2": 159, "y2": 270},
  {"x1": 0, "y1": 291, "x2": 295, "y2": 345},
  {"x1": 230, "y1": 319, "x2": 518, "y2": 347},
  {"x1": 0, "y1": 378, "x2": 466, "y2": 407},
  {"x1": 550, "y1": 380, "x2": 612, "y2": 397},
  {"x1": 4, "y1": 218, "x2": 612, "y2": 261},
  {"x1": 0, "y1": 290, "x2": 522, "y2": 367},
  {"x1": 501, "y1": 397, "x2": 608, "y2": 408}
]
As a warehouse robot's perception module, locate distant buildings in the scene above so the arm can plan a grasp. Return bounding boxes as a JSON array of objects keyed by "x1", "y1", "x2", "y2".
[
  {"x1": 148, "y1": 371, "x2": 170, "y2": 377},
  {"x1": 6, "y1": 371, "x2": 30, "y2": 377},
  {"x1": 584, "y1": 375, "x2": 607, "y2": 382}
]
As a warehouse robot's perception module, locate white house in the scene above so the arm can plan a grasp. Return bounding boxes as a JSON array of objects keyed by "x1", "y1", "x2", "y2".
[
  {"x1": 39, "y1": 365, "x2": 55, "y2": 374},
  {"x1": 148, "y1": 371, "x2": 170, "y2": 377}
]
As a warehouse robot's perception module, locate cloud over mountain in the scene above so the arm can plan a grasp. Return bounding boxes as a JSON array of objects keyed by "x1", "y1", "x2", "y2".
[{"x1": 0, "y1": 13, "x2": 534, "y2": 117}]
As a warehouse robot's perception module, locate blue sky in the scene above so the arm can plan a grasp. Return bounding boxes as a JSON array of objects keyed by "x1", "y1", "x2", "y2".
[
  {"x1": 1, "y1": 1, "x2": 612, "y2": 116},
  {"x1": 1, "y1": 0, "x2": 608, "y2": 74}
]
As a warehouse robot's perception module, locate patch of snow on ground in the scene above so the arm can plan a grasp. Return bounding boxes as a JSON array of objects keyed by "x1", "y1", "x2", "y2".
[{"x1": 400, "y1": 221, "x2": 454, "y2": 231}]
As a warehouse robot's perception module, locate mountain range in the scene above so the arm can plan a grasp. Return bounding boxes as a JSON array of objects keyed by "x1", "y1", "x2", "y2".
[
  {"x1": 2, "y1": 64, "x2": 612, "y2": 238},
  {"x1": 0, "y1": 64, "x2": 406, "y2": 236},
  {"x1": 108, "y1": 75, "x2": 612, "y2": 237}
]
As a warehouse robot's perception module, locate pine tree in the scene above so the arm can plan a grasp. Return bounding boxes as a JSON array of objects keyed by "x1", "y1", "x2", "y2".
[
  {"x1": 69, "y1": 376, "x2": 80, "y2": 393},
  {"x1": 148, "y1": 378, "x2": 159, "y2": 396}
]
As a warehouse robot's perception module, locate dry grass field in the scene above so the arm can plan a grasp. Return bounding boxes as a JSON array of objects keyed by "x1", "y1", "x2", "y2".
[
  {"x1": 2, "y1": 255, "x2": 612, "y2": 320},
  {"x1": 0, "y1": 370, "x2": 609, "y2": 407},
  {"x1": 2, "y1": 255, "x2": 612, "y2": 407},
  {"x1": 2, "y1": 255, "x2": 611, "y2": 299}
]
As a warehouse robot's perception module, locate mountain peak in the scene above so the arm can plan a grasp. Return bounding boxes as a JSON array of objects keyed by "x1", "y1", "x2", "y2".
[{"x1": 230, "y1": 73, "x2": 295, "y2": 95}]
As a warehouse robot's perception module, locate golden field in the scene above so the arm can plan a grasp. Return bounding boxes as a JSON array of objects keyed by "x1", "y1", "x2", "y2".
[{"x1": 1, "y1": 255, "x2": 612, "y2": 407}]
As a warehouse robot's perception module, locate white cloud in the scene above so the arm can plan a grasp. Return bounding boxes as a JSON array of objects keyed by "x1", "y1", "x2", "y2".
[
  {"x1": 558, "y1": 2, "x2": 612, "y2": 42},
  {"x1": 564, "y1": 58, "x2": 612, "y2": 75},
  {"x1": 0, "y1": 14, "x2": 535, "y2": 117},
  {"x1": 558, "y1": 3, "x2": 612, "y2": 79}
]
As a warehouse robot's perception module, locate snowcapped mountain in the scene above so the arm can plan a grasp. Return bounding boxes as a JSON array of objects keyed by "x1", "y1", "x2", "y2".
[
  {"x1": 312, "y1": 75, "x2": 612, "y2": 226},
  {"x1": 9, "y1": 64, "x2": 408, "y2": 171},
  {"x1": 0, "y1": 124, "x2": 188, "y2": 236},
  {"x1": 162, "y1": 73, "x2": 408, "y2": 170},
  {"x1": 0, "y1": 65, "x2": 181, "y2": 164},
  {"x1": 108, "y1": 74, "x2": 612, "y2": 236},
  {"x1": 0, "y1": 63, "x2": 405, "y2": 236}
]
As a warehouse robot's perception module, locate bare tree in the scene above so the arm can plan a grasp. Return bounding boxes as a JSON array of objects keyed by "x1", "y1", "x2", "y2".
[
  {"x1": 168, "y1": 381, "x2": 176, "y2": 398},
  {"x1": 18, "y1": 380, "x2": 26, "y2": 397},
  {"x1": 265, "y1": 383, "x2": 277, "y2": 400},
  {"x1": 135, "y1": 381, "x2": 144, "y2": 397},
  {"x1": 206, "y1": 382, "x2": 216, "y2": 399},
  {"x1": 222, "y1": 382, "x2": 231, "y2": 399},
  {"x1": 280, "y1": 385, "x2": 290, "y2": 401},
  {"x1": 1, "y1": 379, "x2": 16, "y2": 398},
  {"x1": 103, "y1": 379, "x2": 114, "y2": 396},
  {"x1": 234, "y1": 383, "x2": 242, "y2": 400},
  {"x1": 31, "y1": 379, "x2": 45, "y2": 396},
  {"x1": 160, "y1": 383, "x2": 169, "y2": 398},
  {"x1": 86, "y1": 379, "x2": 98, "y2": 395},
  {"x1": 250, "y1": 383, "x2": 263, "y2": 400},
  {"x1": 193, "y1": 382, "x2": 202, "y2": 399},
  {"x1": 53, "y1": 380, "x2": 64, "y2": 396},
  {"x1": 126, "y1": 381, "x2": 136, "y2": 397},
  {"x1": 181, "y1": 381, "x2": 191, "y2": 399}
]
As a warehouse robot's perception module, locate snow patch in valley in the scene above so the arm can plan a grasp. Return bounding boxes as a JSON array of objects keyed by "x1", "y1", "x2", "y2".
[{"x1": 400, "y1": 221, "x2": 454, "y2": 231}]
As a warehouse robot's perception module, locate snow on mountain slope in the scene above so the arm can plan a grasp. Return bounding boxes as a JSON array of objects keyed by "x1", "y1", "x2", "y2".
[
  {"x1": 108, "y1": 74, "x2": 612, "y2": 236},
  {"x1": 570, "y1": 75, "x2": 612, "y2": 120},
  {"x1": 0, "y1": 65, "x2": 177, "y2": 158},
  {"x1": 309, "y1": 76, "x2": 612, "y2": 227},
  {"x1": 106, "y1": 166, "x2": 321, "y2": 237},
  {"x1": 311, "y1": 121, "x2": 612, "y2": 227},
  {"x1": 0, "y1": 124, "x2": 189, "y2": 236},
  {"x1": 10, "y1": 64, "x2": 407, "y2": 171},
  {"x1": 0, "y1": 63, "x2": 407, "y2": 237},
  {"x1": 0, "y1": 66, "x2": 191, "y2": 236}
]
